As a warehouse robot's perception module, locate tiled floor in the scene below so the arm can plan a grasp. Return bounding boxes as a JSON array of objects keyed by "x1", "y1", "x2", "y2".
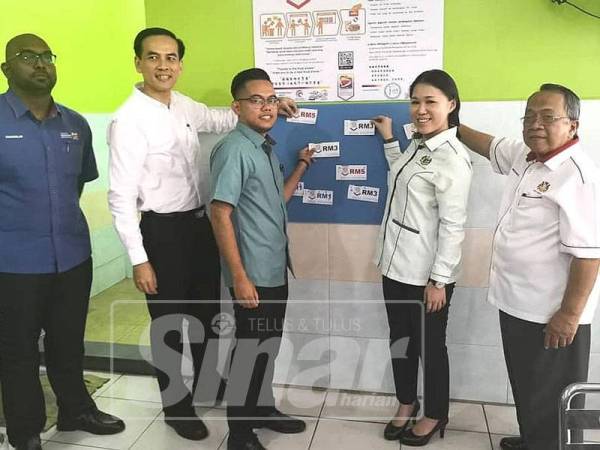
[
  {"x1": 85, "y1": 280, "x2": 148, "y2": 345},
  {"x1": 23, "y1": 372, "x2": 520, "y2": 449}
]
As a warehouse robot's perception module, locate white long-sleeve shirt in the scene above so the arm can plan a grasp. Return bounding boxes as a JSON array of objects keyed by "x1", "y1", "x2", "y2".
[
  {"x1": 107, "y1": 87, "x2": 237, "y2": 266},
  {"x1": 374, "y1": 127, "x2": 473, "y2": 286}
]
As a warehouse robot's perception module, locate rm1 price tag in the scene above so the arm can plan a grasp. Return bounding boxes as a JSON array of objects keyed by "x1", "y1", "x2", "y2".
[
  {"x1": 303, "y1": 189, "x2": 334, "y2": 205},
  {"x1": 286, "y1": 108, "x2": 319, "y2": 124},
  {"x1": 347, "y1": 184, "x2": 380, "y2": 203}
]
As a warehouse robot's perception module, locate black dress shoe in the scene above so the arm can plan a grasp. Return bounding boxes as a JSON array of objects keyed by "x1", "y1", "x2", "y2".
[
  {"x1": 15, "y1": 436, "x2": 42, "y2": 450},
  {"x1": 500, "y1": 436, "x2": 528, "y2": 450},
  {"x1": 227, "y1": 432, "x2": 267, "y2": 450},
  {"x1": 57, "y1": 408, "x2": 125, "y2": 435},
  {"x1": 401, "y1": 417, "x2": 448, "y2": 446},
  {"x1": 165, "y1": 417, "x2": 209, "y2": 440},
  {"x1": 257, "y1": 408, "x2": 306, "y2": 434},
  {"x1": 383, "y1": 399, "x2": 421, "y2": 440}
]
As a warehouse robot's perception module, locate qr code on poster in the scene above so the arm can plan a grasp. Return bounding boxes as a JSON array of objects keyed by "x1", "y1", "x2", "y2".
[{"x1": 338, "y1": 51, "x2": 354, "y2": 70}]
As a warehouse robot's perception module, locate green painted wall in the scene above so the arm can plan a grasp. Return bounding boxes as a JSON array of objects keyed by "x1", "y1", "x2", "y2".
[
  {"x1": 145, "y1": 0, "x2": 600, "y2": 105},
  {"x1": 0, "y1": 0, "x2": 146, "y2": 112}
]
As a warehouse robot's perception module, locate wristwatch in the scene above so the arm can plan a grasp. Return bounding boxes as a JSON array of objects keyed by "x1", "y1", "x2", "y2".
[{"x1": 428, "y1": 278, "x2": 446, "y2": 289}]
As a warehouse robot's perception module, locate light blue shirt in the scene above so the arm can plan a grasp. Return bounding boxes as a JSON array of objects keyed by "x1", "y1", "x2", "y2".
[{"x1": 210, "y1": 122, "x2": 288, "y2": 287}]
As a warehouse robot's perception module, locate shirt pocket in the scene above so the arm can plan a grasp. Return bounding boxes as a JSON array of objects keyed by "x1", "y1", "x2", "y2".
[
  {"x1": 515, "y1": 193, "x2": 557, "y2": 227},
  {"x1": 57, "y1": 139, "x2": 83, "y2": 175}
]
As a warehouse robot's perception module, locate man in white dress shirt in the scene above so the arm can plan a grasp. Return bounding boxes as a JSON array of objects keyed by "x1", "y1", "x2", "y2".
[
  {"x1": 107, "y1": 28, "x2": 297, "y2": 441},
  {"x1": 460, "y1": 84, "x2": 600, "y2": 450}
]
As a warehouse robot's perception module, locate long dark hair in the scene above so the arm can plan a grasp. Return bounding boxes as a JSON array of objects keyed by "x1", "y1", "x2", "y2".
[{"x1": 409, "y1": 69, "x2": 461, "y2": 137}]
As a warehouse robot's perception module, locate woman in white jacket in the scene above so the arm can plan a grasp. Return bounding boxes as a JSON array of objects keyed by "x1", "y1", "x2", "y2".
[{"x1": 372, "y1": 70, "x2": 472, "y2": 446}]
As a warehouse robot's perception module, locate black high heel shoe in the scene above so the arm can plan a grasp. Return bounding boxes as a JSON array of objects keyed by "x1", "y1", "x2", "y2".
[
  {"x1": 400, "y1": 417, "x2": 448, "y2": 447},
  {"x1": 383, "y1": 399, "x2": 421, "y2": 440}
]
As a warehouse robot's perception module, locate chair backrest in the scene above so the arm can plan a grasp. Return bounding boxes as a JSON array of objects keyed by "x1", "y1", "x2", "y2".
[{"x1": 560, "y1": 383, "x2": 600, "y2": 450}]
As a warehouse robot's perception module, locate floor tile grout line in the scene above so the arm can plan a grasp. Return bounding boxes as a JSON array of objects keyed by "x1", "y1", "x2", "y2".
[
  {"x1": 96, "y1": 394, "x2": 163, "y2": 405},
  {"x1": 308, "y1": 393, "x2": 328, "y2": 449},
  {"x1": 481, "y1": 403, "x2": 495, "y2": 449},
  {"x1": 44, "y1": 437, "x2": 121, "y2": 449},
  {"x1": 90, "y1": 373, "x2": 123, "y2": 398},
  {"x1": 125, "y1": 405, "x2": 163, "y2": 450},
  {"x1": 216, "y1": 430, "x2": 229, "y2": 450}
]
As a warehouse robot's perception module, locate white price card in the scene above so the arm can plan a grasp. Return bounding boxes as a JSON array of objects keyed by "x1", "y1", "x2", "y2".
[
  {"x1": 303, "y1": 189, "x2": 334, "y2": 205},
  {"x1": 293, "y1": 181, "x2": 304, "y2": 197},
  {"x1": 336, "y1": 165, "x2": 367, "y2": 181},
  {"x1": 308, "y1": 141, "x2": 340, "y2": 158},
  {"x1": 347, "y1": 184, "x2": 380, "y2": 203},
  {"x1": 344, "y1": 120, "x2": 375, "y2": 135},
  {"x1": 403, "y1": 122, "x2": 417, "y2": 139},
  {"x1": 286, "y1": 108, "x2": 319, "y2": 124}
]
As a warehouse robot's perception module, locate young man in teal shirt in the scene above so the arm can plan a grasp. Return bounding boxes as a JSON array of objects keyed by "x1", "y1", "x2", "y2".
[{"x1": 210, "y1": 68, "x2": 314, "y2": 450}]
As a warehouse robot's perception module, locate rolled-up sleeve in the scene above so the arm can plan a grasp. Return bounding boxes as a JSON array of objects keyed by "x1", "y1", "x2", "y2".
[{"x1": 430, "y1": 157, "x2": 473, "y2": 283}]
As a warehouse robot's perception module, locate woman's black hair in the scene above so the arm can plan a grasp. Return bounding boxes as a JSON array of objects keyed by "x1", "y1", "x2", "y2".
[{"x1": 409, "y1": 69, "x2": 461, "y2": 137}]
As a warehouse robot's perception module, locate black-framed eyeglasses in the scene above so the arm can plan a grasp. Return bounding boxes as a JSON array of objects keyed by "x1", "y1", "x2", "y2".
[
  {"x1": 520, "y1": 113, "x2": 571, "y2": 126},
  {"x1": 6, "y1": 50, "x2": 57, "y2": 66},
  {"x1": 236, "y1": 95, "x2": 280, "y2": 107}
]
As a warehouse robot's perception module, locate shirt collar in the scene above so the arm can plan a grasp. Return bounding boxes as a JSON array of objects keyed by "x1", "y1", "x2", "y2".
[
  {"x1": 235, "y1": 122, "x2": 276, "y2": 149},
  {"x1": 420, "y1": 127, "x2": 458, "y2": 152},
  {"x1": 133, "y1": 83, "x2": 172, "y2": 109},
  {"x1": 5, "y1": 89, "x2": 60, "y2": 119},
  {"x1": 528, "y1": 138, "x2": 579, "y2": 170}
]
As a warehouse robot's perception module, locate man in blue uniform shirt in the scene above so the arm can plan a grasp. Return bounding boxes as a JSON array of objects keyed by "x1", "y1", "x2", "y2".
[{"x1": 0, "y1": 34, "x2": 125, "y2": 450}]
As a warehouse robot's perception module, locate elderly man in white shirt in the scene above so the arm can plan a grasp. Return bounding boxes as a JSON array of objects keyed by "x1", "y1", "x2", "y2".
[
  {"x1": 460, "y1": 84, "x2": 600, "y2": 450},
  {"x1": 107, "y1": 28, "x2": 297, "y2": 442}
]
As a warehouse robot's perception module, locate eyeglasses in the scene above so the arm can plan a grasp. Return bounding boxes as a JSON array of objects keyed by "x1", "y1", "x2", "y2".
[
  {"x1": 520, "y1": 113, "x2": 571, "y2": 126},
  {"x1": 236, "y1": 95, "x2": 280, "y2": 107},
  {"x1": 7, "y1": 51, "x2": 57, "y2": 66}
]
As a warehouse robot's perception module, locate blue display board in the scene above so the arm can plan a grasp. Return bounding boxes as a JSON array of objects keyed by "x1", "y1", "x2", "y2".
[{"x1": 270, "y1": 103, "x2": 411, "y2": 224}]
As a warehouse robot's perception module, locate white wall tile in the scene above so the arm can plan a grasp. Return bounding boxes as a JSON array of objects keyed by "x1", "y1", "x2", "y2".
[
  {"x1": 329, "y1": 281, "x2": 388, "y2": 339},
  {"x1": 447, "y1": 288, "x2": 501, "y2": 346},
  {"x1": 449, "y1": 344, "x2": 508, "y2": 403}
]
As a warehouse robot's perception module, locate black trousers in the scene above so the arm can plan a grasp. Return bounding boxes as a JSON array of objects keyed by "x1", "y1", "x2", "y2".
[
  {"x1": 227, "y1": 285, "x2": 288, "y2": 438},
  {"x1": 141, "y1": 211, "x2": 222, "y2": 418},
  {"x1": 382, "y1": 276, "x2": 454, "y2": 420},
  {"x1": 0, "y1": 258, "x2": 95, "y2": 446},
  {"x1": 500, "y1": 310, "x2": 590, "y2": 450}
]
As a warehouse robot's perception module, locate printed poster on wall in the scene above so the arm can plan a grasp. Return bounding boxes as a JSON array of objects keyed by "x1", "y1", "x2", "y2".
[{"x1": 253, "y1": 0, "x2": 444, "y2": 102}]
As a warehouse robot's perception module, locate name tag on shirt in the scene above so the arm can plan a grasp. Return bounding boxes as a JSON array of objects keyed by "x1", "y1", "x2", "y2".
[
  {"x1": 4, "y1": 135, "x2": 23, "y2": 139},
  {"x1": 60, "y1": 131, "x2": 80, "y2": 140}
]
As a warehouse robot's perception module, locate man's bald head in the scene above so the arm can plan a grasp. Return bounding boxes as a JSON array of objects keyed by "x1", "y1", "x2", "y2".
[
  {"x1": 5, "y1": 34, "x2": 49, "y2": 61},
  {"x1": 2, "y1": 33, "x2": 56, "y2": 96}
]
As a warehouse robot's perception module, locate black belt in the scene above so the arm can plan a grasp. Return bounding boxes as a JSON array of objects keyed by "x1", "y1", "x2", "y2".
[{"x1": 142, "y1": 206, "x2": 206, "y2": 219}]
